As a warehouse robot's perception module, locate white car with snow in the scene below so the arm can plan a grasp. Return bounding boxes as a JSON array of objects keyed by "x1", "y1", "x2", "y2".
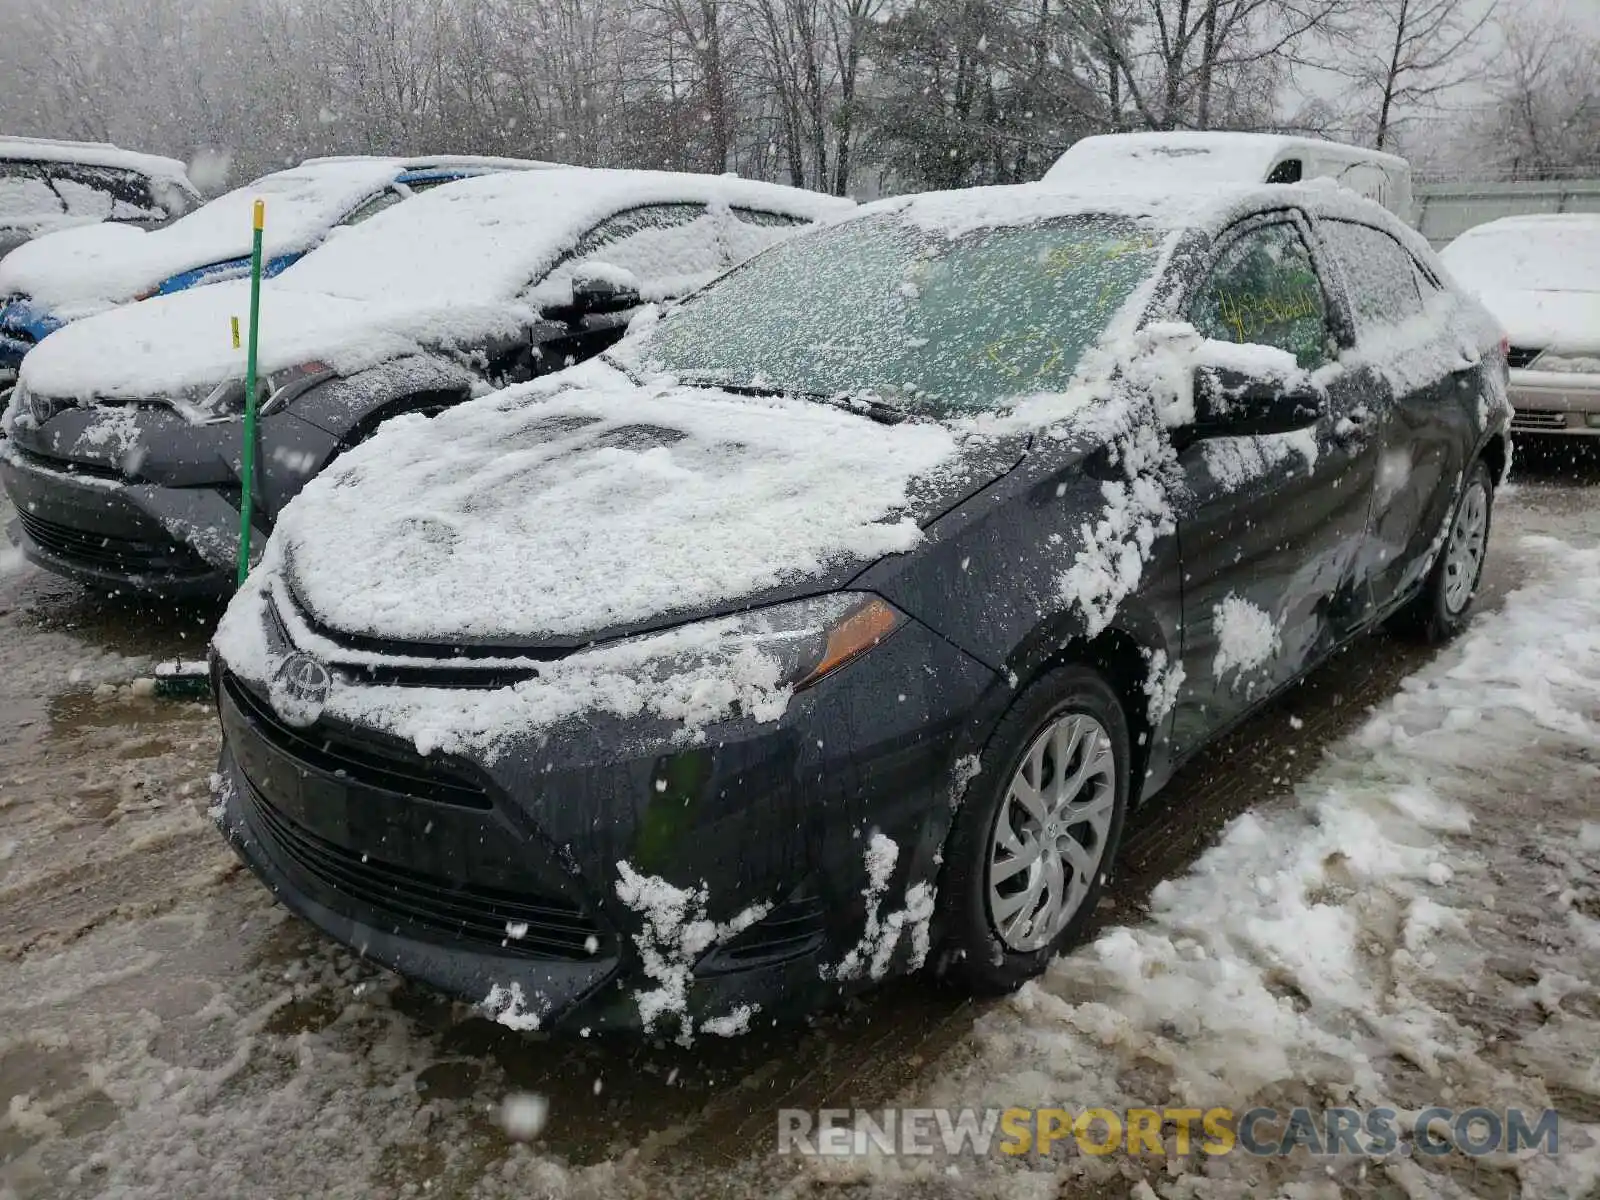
[
  {"x1": 0, "y1": 167, "x2": 852, "y2": 594},
  {"x1": 1440, "y1": 214, "x2": 1600, "y2": 439}
]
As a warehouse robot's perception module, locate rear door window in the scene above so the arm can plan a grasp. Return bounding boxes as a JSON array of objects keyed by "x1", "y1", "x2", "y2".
[
  {"x1": 1318, "y1": 219, "x2": 1425, "y2": 334},
  {"x1": 1189, "y1": 221, "x2": 1333, "y2": 370}
]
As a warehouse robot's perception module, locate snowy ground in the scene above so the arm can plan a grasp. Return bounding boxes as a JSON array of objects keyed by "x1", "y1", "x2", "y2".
[{"x1": 0, "y1": 452, "x2": 1597, "y2": 1200}]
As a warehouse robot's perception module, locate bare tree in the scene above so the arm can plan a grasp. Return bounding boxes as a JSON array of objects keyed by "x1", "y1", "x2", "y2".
[
  {"x1": 1466, "y1": 12, "x2": 1600, "y2": 179},
  {"x1": 1327, "y1": 0, "x2": 1496, "y2": 151}
]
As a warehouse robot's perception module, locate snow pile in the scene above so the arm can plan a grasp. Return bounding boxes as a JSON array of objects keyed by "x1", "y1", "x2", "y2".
[
  {"x1": 274, "y1": 360, "x2": 957, "y2": 642},
  {"x1": 825, "y1": 834, "x2": 937, "y2": 982},
  {"x1": 901, "y1": 534, "x2": 1600, "y2": 1195},
  {"x1": 1211, "y1": 593, "x2": 1281, "y2": 681},
  {"x1": 613, "y1": 861, "x2": 770, "y2": 1043}
]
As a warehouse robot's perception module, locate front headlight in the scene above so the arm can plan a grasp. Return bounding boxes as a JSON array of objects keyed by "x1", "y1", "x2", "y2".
[
  {"x1": 706, "y1": 593, "x2": 906, "y2": 692},
  {"x1": 197, "y1": 361, "x2": 335, "y2": 419},
  {"x1": 1530, "y1": 350, "x2": 1600, "y2": 375}
]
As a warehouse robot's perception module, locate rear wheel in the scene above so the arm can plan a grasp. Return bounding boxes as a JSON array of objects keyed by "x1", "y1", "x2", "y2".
[
  {"x1": 934, "y1": 665, "x2": 1130, "y2": 993},
  {"x1": 1392, "y1": 457, "x2": 1493, "y2": 644}
]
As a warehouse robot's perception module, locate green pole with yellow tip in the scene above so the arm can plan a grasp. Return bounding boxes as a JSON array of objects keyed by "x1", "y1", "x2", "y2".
[
  {"x1": 151, "y1": 200, "x2": 266, "y2": 700},
  {"x1": 235, "y1": 198, "x2": 265, "y2": 589}
]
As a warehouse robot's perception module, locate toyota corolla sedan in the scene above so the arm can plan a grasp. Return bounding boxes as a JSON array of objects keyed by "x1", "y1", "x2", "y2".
[
  {"x1": 0, "y1": 168, "x2": 849, "y2": 594},
  {"x1": 209, "y1": 180, "x2": 1510, "y2": 1040},
  {"x1": 1440, "y1": 214, "x2": 1600, "y2": 439},
  {"x1": 0, "y1": 154, "x2": 548, "y2": 376}
]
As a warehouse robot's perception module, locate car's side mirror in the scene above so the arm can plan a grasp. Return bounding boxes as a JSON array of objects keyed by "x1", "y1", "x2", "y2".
[
  {"x1": 1191, "y1": 365, "x2": 1324, "y2": 438},
  {"x1": 569, "y1": 264, "x2": 642, "y2": 316}
]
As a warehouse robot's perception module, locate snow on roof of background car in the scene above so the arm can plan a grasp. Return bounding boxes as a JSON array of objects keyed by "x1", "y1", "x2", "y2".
[
  {"x1": 0, "y1": 135, "x2": 194, "y2": 184},
  {"x1": 1041, "y1": 131, "x2": 1407, "y2": 188},
  {"x1": 302, "y1": 154, "x2": 562, "y2": 172},
  {"x1": 0, "y1": 158, "x2": 425, "y2": 315},
  {"x1": 860, "y1": 174, "x2": 1424, "y2": 252},
  {"x1": 272, "y1": 166, "x2": 854, "y2": 306},
  {"x1": 18, "y1": 168, "x2": 853, "y2": 401}
]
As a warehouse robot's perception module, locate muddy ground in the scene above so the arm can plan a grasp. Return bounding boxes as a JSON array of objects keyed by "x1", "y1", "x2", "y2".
[{"x1": 1, "y1": 446, "x2": 1597, "y2": 1200}]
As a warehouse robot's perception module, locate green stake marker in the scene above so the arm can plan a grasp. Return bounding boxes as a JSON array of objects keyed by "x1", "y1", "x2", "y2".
[{"x1": 236, "y1": 197, "x2": 266, "y2": 589}]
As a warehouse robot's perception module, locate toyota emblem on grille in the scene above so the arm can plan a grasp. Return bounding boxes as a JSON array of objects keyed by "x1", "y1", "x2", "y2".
[{"x1": 270, "y1": 652, "x2": 333, "y2": 728}]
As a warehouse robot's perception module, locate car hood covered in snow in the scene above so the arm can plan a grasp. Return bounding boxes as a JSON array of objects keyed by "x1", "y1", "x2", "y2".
[
  {"x1": 274, "y1": 360, "x2": 1008, "y2": 647},
  {"x1": 0, "y1": 160, "x2": 409, "y2": 318},
  {"x1": 1464, "y1": 288, "x2": 1600, "y2": 352},
  {"x1": 16, "y1": 272, "x2": 519, "y2": 403}
]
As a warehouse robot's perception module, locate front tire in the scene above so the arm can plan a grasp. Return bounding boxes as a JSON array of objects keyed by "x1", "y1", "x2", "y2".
[
  {"x1": 1392, "y1": 457, "x2": 1494, "y2": 644},
  {"x1": 934, "y1": 664, "x2": 1130, "y2": 993}
]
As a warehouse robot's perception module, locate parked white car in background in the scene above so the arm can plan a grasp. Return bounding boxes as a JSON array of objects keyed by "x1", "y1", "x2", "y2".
[
  {"x1": 1441, "y1": 214, "x2": 1600, "y2": 439},
  {"x1": 1044, "y1": 132, "x2": 1414, "y2": 223}
]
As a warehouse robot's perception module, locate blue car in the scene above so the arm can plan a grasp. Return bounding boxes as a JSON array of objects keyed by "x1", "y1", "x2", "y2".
[{"x1": 0, "y1": 155, "x2": 550, "y2": 379}]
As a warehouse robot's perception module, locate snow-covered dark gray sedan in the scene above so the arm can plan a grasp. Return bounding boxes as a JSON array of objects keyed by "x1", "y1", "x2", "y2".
[
  {"x1": 0, "y1": 168, "x2": 850, "y2": 593},
  {"x1": 207, "y1": 178, "x2": 1512, "y2": 1039}
]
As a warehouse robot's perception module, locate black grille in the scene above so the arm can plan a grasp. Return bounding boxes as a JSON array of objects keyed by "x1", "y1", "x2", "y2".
[
  {"x1": 16, "y1": 509, "x2": 207, "y2": 573},
  {"x1": 1506, "y1": 346, "x2": 1542, "y2": 369},
  {"x1": 238, "y1": 776, "x2": 611, "y2": 961},
  {"x1": 704, "y1": 893, "x2": 827, "y2": 971},
  {"x1": 1510, "y1": 408, "x2": 1570, "y2": 430},
  {"x1": 224, "y1": 672, "x2": 491, "y2": 810}
]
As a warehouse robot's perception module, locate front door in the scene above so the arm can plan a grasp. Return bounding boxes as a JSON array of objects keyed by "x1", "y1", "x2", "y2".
[{"x1": 1169, "y1": 213, "x2": 1382, "y2": 757}]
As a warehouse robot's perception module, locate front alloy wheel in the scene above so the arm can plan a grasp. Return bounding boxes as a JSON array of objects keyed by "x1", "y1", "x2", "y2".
[
  {"x1": 935, "y1": 664, "x2": 1130, "y2": 993},
  {"x1": 988, "y1": 713, "x2": 1117, "y2": 952}
]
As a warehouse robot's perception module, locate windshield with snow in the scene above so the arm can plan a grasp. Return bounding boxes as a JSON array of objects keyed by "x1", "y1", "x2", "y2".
[{"x1": 648, "y1": 211, "x2": 1165, "y2": 417}]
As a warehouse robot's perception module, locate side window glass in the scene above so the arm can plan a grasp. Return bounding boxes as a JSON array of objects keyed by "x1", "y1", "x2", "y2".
[
  {"x1": 541, "y1": 203, "x2": 716, "y2": 298},
  {"x1": 569, "y1": 203, "x2": 707, "y2": 260},
  {"x1": 338, "y1": 189, "x2": 404, "y2": 226},
  {"x1": 1266, "y1": 159, "x2": 1303, "y2": 184},
  {"x1": 1319, "y1": 220, "x2": 1425, "y2": 334},
  {"x1": 1190, "y1": 222, "x2": 1332, "y2": 369},
  {"x1": 723, "y1": 206, "x2": 814, "y2": 266},
  {"x1": 0, "y1": 162, "x2": 65, "y2": 219},
  {"x1": 730, "y1": 207, "x2": 808, "y2": 228}
]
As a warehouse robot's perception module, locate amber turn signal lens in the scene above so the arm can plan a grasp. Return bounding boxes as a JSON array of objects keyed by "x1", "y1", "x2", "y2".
[{"x1": 795, "y1": 597, "x2": 903, "y2": 691}]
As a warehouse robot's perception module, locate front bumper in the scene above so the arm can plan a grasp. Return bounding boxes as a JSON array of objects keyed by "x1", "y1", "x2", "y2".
[
  {"x1": 212, "y1": 590, "x2": 996, "y2": 1034},
  {"x1": 1509, "y1": 370, "x2": 1600, "y2": 437},
  {"x1": 0, "y1": 440, "x2": 247, "y2": 594}
]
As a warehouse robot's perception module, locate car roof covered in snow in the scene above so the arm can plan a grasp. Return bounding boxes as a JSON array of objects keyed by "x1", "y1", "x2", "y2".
[
  {"x1": 271, "y1": 166, "x2": 855, "y2": 306},
  {"x1": 301, "y1": 154, "x2": 562, "y2": 173},
  {"x1": 1042, "y1": 131, "x2": 1409, "y2": 188},
  {"x1": 0, "y1": 157, "x2": 534, "y2": 315},
  {"x1": 0, "y1": 136, "x2": 195, "y2": 187}
]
